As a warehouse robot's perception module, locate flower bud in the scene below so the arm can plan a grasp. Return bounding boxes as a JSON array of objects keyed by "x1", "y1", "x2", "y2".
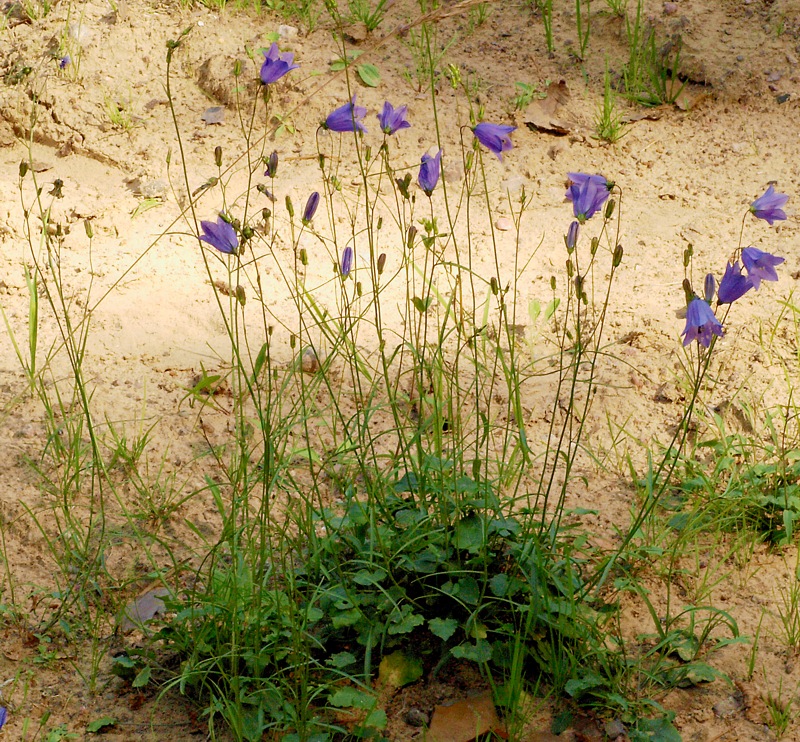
[
  {"x1": 299, "y1": 248, "x2": 308, "y2": 265},
  {"x1": 565, "y1": 220, "x2": 579, "y2": 252},
  {"x1": 604, "y1": 198, "x2": 615, "y2": 219},
  {"x1": 683, "y1": 244, "x2": 693, "y2": 268},
  {"x1": 704, "y1": 273, "x2": 716, "y2": 303},
  {"x1": 341, "y1": 246, "x2": 353, "y2": 277},
  {"x1": 550, "y1": 276, "x2": 556, "y2": 291},
  {"x1": 356, "y1": 281, "x2": 362, "y2": 296},
  {"x1": 265, "y1": 151, "x2": 278, "y2": 178},
  {"x1": 566, "y1": 259, "x2": 574, "y2": 278},
  {"x1": 290, "y1": 333, "x2": 297, "y2": 349},
  {"x1": 235, "y1": 285, "x2": 246, "y2": 306},
  {"x1": 490, "y1": 276, "x2": 498, "y2": 295},
  {"x1": 19, "y1": 161, "x2": 28, "y2": 178},
  {"x1": 302, "y1": 192, "x2": 319, "y2": 224},
  {"x1": 407, "y1": 225, "x2": 417, "y2": 250},
  {"x1": 590, "y1": 237, "x2": 599, "y2": 255},
  {"x1": 84, "y1": 219, "x2": 93, "y2": 239},
  {"x1": 377, "y1": 253, "x2": 386, "y2": 275},
  {"x1": 613, "y1": 244, "x2": 623, "y2": 267},
  {"x1": 285, "y1": 195, "x2": 294, "y2": 218},
  {"x1": 233, "y1": 59, "x2": 242, "y2": 77},
  {"x1": 214, "y1": 146, "x2": 223, "y2": 168}
]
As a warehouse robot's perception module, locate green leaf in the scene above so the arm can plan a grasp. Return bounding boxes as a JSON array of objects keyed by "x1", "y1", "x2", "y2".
[
  {"x1": 131, "y1": 198, "x2": 161, "y2": 219},
  {"x1": 132, "y1": 665, "x2": 151, "y2": 688},
  {"x1": 328, "y1": 651, "x2": 357, "y2": 668},
  {"x1": 455, "y1": 513, "x2": 484, "y2": 553},
  {"x1": 632, "y1": 715, "x2": 681, "y2": 741},
  {"x1": 489, "y1": 573, "x2": 509, "y2": 597},
  {"x1": 357, "y1": 63, "x2": 381, "y2": 87},
  {"x1": 388, "y1": 605, "x2": 425, "y2": 635},
  {"x1": 429, "y1": 617, "x2": 458, "y2": 641},
  {"x1": 364, "y1": 708, "x2": 387, "y2": 729},
  {"x1": 86, "y1": 717, "x2": 117, "y2": 733},
  {"x1": 451, "y1": 639, "x2": 492, "y2": 663},
  {"x1": 412, "y1": 295, "x2": 432, "y2": 313},
  {"x1": 378, "y1": 650, "x2": 423, "y2": 688},
  {"x1": 330, "y1": 687, "x2": 375, "y2": 709},
  {"x1": 455, "y1": 576, "x2": 480, "y2": 606}
]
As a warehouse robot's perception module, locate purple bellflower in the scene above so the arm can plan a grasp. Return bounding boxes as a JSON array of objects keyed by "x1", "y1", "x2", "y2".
[
  {"x1": 717, "y1": 261, "x2": 753, "y2": 304},
  {"x1": 569, "y1": 178, "x2": 610, "y2": 222},
  {"x1": 418, "y1": 149, "x2": 442, "y2": 196},
  {"x1": 377, "y1": 102, "x2": 411, "y2": 135},
  {"x1": 324, "y1": 96, "x2": 367, "y2": 134},
  {"x1": 565, "y1": 173, "x2": 609, "y2": 201},
  {"x1": 302, "y1": 192, "x2": 320, "y2": 224},
  {"x1": 741, "y1": 246, "x2": 785, "y2": 289},
  {"x1": 200, "y1": 216, "x2": 238, "y2": 254},
  {"x1": 59, "y1": 55, "x2": 71, "y2": 69},
  {"x1": 682, "y1": 297, "x2": 724, "y2": 348},
  {"x1": 341, "y1": 246, "x2": 353, "y2": 277},
  {"x1": 0, "y1": 706, "x2": 7, "y2": 730},
  {"x1": 260, "y1": 43, "x2": 299, "y2": 85},
  {"x1": 472, "y1": 122, "x2": 516, "y2": 160},
  {"x1": 750, "y1": 185, "x2": 788, "y2": 225}
]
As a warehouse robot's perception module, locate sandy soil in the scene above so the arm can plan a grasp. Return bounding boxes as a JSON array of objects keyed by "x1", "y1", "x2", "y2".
[{"x1": 2, "y1": 0, "x2": 800, "y2": 738}]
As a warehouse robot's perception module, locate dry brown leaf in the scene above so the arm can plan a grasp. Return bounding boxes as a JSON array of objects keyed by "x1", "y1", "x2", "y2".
[
  {"x1": 524, "y1": 80, "x2": 573, "y2": 135},
  {"x1": 427, "y1": 691, "x2": 506, "y2": 742}
]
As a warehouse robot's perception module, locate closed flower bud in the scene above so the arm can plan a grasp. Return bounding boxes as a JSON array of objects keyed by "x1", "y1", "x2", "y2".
[
  {"x1": 565, "y1": 220, "x2": 579, "y2": 252},
  {"x1": 604, "y1": 198, "x2": 615, "y2": 219},
  {"x1": 285, "y1": 195, "x2": 294, "y2": 218},
  {"x1": 490, "y1": 276, "x2": 498, "y2": 295},
  {"x1": 214, "y1": 146, "x2": 223, "y2": 167},
  {"x1": 302, "y1": 191, "x2": 320, "y2": 224},
  {"x1": 84, "y1": 219, "x2": 93, "y2": 239},
  {"x1": 19, "y1": 161, "x2": 28, "y2": 178},
  {"x1": 299, "y1": 248, "x2": 308, "y2": 265},
  {"x1": 407, "y1": 225, "x2": 417, "y2": 249},
  {"x1": 377, "y1": 253, "x2": 386, "y2": 275},
  {"x1": 235, "y1": 285, "x2": 246, "y2": 306},
  {"x1": 613, "y1": 244, "x2": 624, "y2": 267},
  {"x1": 265, "y1": 151, "x2": 278, "y2": 178}
]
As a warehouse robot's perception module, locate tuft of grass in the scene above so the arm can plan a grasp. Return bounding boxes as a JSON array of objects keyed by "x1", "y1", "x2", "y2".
[{"x1": 594, "y1": 61, "x2": 626, "y2": 143}]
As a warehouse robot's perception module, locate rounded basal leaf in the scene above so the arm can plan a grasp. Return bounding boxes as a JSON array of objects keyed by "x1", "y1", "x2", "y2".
[{"x1": 358, "y1": 63, "x2": 381, "y2": 87}]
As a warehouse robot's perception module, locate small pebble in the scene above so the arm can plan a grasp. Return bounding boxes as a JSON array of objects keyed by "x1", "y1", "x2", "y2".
[
  {"x1": 301, "y1": 347, "x2": 321, "y2": 374},
  {"x1": 663, "y1": 2, "x2": 677, "y2": 15},
  {"x1": 495, "y1": 216, "x2": 513, "y2": 231},
  {"x1": 403, "y1": 708, "x2": 428, "y2": 727},
  {"x1": 279, "y1": 24, "x2": 299, "y2": 40}
]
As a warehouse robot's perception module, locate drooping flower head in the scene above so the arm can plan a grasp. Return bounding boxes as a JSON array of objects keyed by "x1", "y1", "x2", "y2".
[
  {"x1": 261, "y1": 42, "x2": 300, "y2": 85},
  {"x1": 324, "y1": 96, "x2": 367, "y2": 134},
  {"x1": 418, "y1": 149, "x2": 442, "y2": 196},
  {"x1": 377, "y1": 102, "x2": 411, "y2": 135},
  {"x1": 472, "y1": 122, "x2": 516, "y2": 161},
  {"x1": 717, "y1": 261, "x2": 753, "y2": 304},
  {"x1": 200, "y1": 216, "x2": 238, "y2": 254},
  {"x1": 682, "y1": 297, "x2": 724, "y2": 348},
  {"x1": 750, "y1": 185, "x2": 788, "y2": 225},
  {"x1": 565, "y1": 173, "x2": 610, "y2": 201},
  {"x1": 569, "y1": 178, "x2": 610, "y2": 222},
  {"x1": 59, "y1": 55, "x2": 71, "y2": 69},
  {"x1": 302, "y1": 192, "x2": 320, "y2": 224},
  {"x1": 741, "y1": 246, "x2": 785, "y2": 289},
  {"x1": 259, "y1": 43, "x2": 299, "y2": 85},
  {"x1": 340, "y1": 246, "x2": 353, "y2": 277}
]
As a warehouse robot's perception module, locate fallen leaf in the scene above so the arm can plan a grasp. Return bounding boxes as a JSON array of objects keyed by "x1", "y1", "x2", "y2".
[
  {"x1": 118, "y1": 587, "x2": 171, "y2": 632},
  {"x1": 524, "y1": 80, "x2": 573, "y2": 135},
  {"x1": 427, "y1": 691, "x2": 506, "y2": 742}
]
